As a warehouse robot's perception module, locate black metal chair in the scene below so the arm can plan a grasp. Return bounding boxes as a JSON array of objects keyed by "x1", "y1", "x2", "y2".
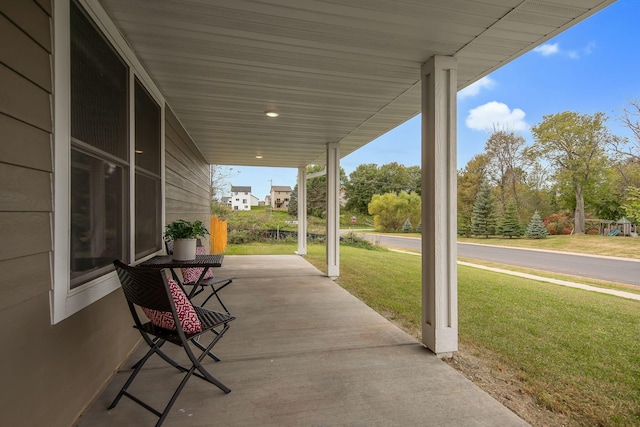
[
  {"x1": 109, "y1": 260, "x2": 235, "y2": 426},
  {"x1": 165, "y1": 238, "x2": 235, "y2": 313}
]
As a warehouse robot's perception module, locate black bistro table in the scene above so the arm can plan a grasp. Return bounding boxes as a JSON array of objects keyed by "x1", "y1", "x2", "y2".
[
  {"x1": 139, "y1": 254, "x2": 224, "y2": 298},
  {"x1": 139, "y1": 254, "x2": 224, "y2": 269}
]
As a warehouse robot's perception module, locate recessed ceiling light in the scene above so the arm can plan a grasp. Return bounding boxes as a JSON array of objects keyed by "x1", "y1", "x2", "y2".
[
  {"x1": 256, "y1": 155, "x2": 263, "y2": 159},
  {"x1": 265, "y1": 111, "x2": 279, "y2": 118}
]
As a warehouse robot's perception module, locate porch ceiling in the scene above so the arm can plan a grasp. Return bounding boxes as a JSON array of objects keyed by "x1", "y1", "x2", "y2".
[{"x1": 99, "y1": 0, "x2": 615, "y2": 168}]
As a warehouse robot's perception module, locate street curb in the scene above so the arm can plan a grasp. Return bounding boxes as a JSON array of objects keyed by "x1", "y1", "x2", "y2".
[{"x1": 387, "y1": 248, "x2": 640, "y2": 302}]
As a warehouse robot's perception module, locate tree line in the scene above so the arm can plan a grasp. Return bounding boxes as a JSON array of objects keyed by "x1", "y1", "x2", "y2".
[{"x1": 283, "y1": 101, "x2": 640, "y2": 235}]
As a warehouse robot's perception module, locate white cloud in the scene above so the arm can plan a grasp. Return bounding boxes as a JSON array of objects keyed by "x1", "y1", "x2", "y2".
[
  {"x1": 533, "y1": 43, "x2": 560, "y2": 56},
  {"x1": 534, "y1": 41, "x2": 596, "y2": 59},
  {"x1": 458, "y1": 76, "x2": 496, "y2": 99},
  {"x1": 466, "y1": 101, "x2": 528, "y2": 131}
]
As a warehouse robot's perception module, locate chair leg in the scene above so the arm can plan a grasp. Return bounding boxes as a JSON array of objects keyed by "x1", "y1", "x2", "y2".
[
  {"x1": 155, "y1": 365, "x2": 198, "y2": 426},
  {"x1": 131, "y1": 337, "x2": 187, "y2": 373},
  {"x1": 200, "y1": 279, "x2": 232, "y2": 313},
  {"x1": 185, "y1": 324, "x2": 232, "y2": 393},
  {"x1": 191, "y1": 323, "x2": 229, "y2": 362},
  {"x1": 109, "y1": 340, "x2": 164, "y2": 410}
]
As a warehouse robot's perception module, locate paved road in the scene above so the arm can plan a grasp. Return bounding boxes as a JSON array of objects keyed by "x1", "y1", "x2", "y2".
[{"x1": 356, "y1": 233, "x2": 640, "y2": 287}]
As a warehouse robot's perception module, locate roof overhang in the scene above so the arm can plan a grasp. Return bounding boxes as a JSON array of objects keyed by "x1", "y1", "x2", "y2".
[{"x1": 99, "y1": 0, "x2": 616, "y2": 167}]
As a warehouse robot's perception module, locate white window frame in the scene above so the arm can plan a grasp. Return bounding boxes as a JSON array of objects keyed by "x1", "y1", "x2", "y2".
[{"x1": 51, "y1": 0, "x2": 166, "y2": 324}]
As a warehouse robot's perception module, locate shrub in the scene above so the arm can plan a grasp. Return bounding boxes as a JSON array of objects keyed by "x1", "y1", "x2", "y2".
[
  {"x1": 340, "y1": 232, "x2": 383, "y2": 250},
  {"x1": 470, "y1": 181, "x2": 497, "y2": 238},
  {"x1": 498, "y1": 201, "x2": 522, "y2": 238},
  {"x1": 228, "y1": 229, "x2": 249, "y2": 244},
  {"x1": 543, "y1": 213, "x2": 572, "y2": 235},
  {"x1": 402, "y1": 218, "x2": 413, "y2": 232},
  {"x1": 526, "y1": 211, "x2": 548, "y2": 239}
]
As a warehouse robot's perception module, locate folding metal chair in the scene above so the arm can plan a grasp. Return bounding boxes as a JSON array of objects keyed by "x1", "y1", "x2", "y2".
[{"x1": 109, "y1": 260, "x2": 235, "y2": 426}]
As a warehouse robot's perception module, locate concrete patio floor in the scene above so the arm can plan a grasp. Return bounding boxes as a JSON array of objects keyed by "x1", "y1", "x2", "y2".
[{"x1": 78, "y1": 255, "x2": 528, "y2": 426}]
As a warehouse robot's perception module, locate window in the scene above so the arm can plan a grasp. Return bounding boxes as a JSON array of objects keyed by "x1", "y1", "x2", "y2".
[
  {"x1": 69, "y1": 0, "x2": 129, "y2": 288},
  {"x1": 52, "y1": 0, "x2": 164, "y2": 323},
  {"x1": 134, "y1": 79, "x2": 162, "y2": 259}
]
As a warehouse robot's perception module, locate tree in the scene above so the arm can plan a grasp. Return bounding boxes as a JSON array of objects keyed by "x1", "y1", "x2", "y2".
[
  {"x1": 498, "y1": 201, "x2": 522, "y2": 238},
  {"x1": 288, "y1": 165, "x2": 346, "y2": 218},
  {"x1": 623, "y1": 186, "x2": 640, "y2": 224},
  {"x1": 470, "y1": 181, "x2": 496, "y2": 238},
  {"x1": 368, "y1": 191, "x2": 420, "y2": 232},
  {"x1": 344, "y1": 163, "x2": 380, "y2": 214},
  {"x1": 210, "y1": 165, "x2": 239, "y2": 201},
  {"x1": 609, "y1": 99, "x2": 640, "y2": 195},
  {"x1": 402, "y1": 218, "x2": 413, "y2": 232},
  {"x1": 526, "y1": 211, "x2": 548, "y2": 239},
  {"x1": 484, "y1": 125, "x2": 527, "y2": 213},
  {"x1": 345, "y1": 162, "x2": 420, "y2": 214},
  {"x1": 287, "y1": 184, "x2": 298, "y2": 216},
  {"x1": 530, "y1": 111, "x2": 612, "y2": 234},
  {"x1": 458, "y1": 153, "x2": 490, "y2": 236},
  {"x1": 611, "y1": 98, "x2": 640, "y2": 163}
]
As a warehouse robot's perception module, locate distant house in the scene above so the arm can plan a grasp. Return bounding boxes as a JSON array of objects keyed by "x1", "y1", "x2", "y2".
[
  {"x1": 230, "y1": 185, "x2": 257, "y2": 211},
  {"x1": 270, "y1": 185, "x2": 293, "y2": 210},
  {"x1": 221, "y1": 196, "x2": 232, "y2": 207}
]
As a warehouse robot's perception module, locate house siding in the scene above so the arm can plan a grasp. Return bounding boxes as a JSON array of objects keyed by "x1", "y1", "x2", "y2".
[
  {"x1": 0, "y1": 3, "x2": 212, "y2": 425},
  {"x1": 0, "y1": 2, "x2": 130, "y2": 425},
  {"x1": 165, "y1": 107, "x2": 211, "y2": 230}
]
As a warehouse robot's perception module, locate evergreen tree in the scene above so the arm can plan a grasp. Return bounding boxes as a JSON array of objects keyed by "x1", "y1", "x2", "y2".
[
  {"x1": 499, "y1": 201, "x2": 522, "y2": 238},
  {"x1": 416, "y1": 220, "x2": 422, "y2": 234},
  {"x1": 525, "y1": 210, "x2": 548, "y2": 239},
  {"x1": 402, "y1": 218, "x2": 412, "y2": 232},
  {"x1": 471, "y1": 181, "x2": 496, "y2": 238}
]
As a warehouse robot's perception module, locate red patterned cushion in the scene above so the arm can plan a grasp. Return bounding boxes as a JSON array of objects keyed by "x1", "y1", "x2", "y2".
[
  {"x1": 142, "y1": 279, "x2": 202, "y2": 334},
  {"x1": 181, "y1": 245, "x2": 214, "y2": 284}
]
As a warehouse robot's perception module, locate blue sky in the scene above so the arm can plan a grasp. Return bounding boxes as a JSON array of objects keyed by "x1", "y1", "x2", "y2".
[{"x1": 224, "y1": 0, "x2": 640, "y2": 201}]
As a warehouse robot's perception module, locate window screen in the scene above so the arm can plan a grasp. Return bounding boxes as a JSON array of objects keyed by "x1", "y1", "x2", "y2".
[{"x1": 70, "y1": 0, "x2": 128, "y2": 160}]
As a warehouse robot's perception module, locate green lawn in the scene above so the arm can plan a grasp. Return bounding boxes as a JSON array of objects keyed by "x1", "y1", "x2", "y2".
[
  {"x1": 226, "y1": 242, "x2": 640, "y2": 426},
  {"x1": 458, "y1": 234, "x2": 640, "y2": 260}
]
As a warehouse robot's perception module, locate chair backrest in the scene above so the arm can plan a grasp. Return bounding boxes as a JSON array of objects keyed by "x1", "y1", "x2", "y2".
[
  {"x1": 164, "y1": 239, "x2": 173, "y2": 255},
  {"x1": 113, "y1": 260, "x2": 172, "y2": 312}
]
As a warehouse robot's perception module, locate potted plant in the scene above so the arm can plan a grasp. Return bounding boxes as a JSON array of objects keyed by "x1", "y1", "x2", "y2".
[{"x1": 164, "y1": 219, "x2": 209, "y2": 260}]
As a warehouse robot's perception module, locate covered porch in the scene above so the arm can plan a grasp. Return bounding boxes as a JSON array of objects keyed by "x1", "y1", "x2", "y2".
[
  {"x1": 78, "y1": 255, "x2": 527, "y2": 426},
  {"x1": 0, "y1": 1, "x2": 618, "y2": 425}
]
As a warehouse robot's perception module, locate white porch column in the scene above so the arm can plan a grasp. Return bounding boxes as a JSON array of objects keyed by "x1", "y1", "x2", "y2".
[
  {"x1": 297, "y1": 166, "x2": 308, "y2": 255},
  {"x1": 326, "y1": 142, "x2": 340, "y2": 278},
  {"x1": 421, "y1": 55, "x2": 458, "y2": 355}
]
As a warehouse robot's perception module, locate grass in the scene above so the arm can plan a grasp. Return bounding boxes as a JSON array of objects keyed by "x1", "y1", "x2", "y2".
[
  {"x1": 458, "y1": 257, "x2": 640, "y2": 296},
  {"x1": 226, "y1": 242, "x2": 640, "y2": 426},
  {"x1": 458, "y1": 234, "x2": 640, "y2": 260}
]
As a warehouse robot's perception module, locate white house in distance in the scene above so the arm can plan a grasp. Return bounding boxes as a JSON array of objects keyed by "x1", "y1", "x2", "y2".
[
  {"x1": 271, "y1": 185, "x2": 293, "y2": 210},
  {"x1": 230, "y1": 185, "x2": 259, "y2": 210}
]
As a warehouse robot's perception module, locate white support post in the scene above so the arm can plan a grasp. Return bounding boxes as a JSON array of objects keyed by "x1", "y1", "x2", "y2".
[
  {"x1": 326, "y1": 142, "x2": 340, "y2": 278},
  {"x1": 421, "y1": 56, "x2": 458, "y2": 355},
  {"x1": 297, "y1": 166, "x2": 308, "y2": 255}
]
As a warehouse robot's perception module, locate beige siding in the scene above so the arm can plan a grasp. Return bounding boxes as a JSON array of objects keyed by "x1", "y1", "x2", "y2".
[
  {"x1": 0, "y1": 2, "x2": 138, "y2": 426},
  {"x1": 165, "y1": 107, "x2": 212, "y2": 231}
]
